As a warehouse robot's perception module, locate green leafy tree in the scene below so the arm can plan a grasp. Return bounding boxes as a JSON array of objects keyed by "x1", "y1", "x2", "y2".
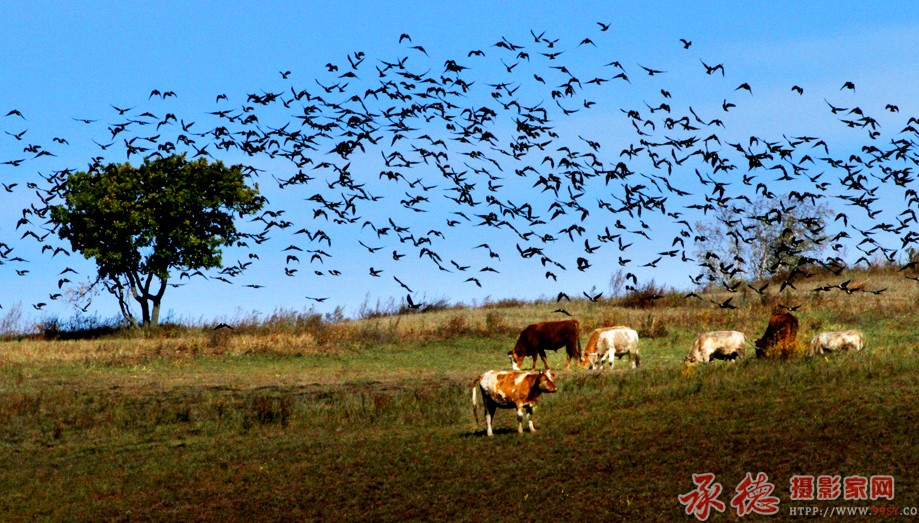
[{"x1": 49, "y1": 154, "x2": 265, "y2": 327}]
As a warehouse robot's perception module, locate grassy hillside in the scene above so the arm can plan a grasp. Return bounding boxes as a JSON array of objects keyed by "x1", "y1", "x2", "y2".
[{"x1": 0, "y1": 268, "x2": 917, "y2": 521}]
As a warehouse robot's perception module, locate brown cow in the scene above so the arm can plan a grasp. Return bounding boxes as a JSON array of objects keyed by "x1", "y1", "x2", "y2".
[
  {"x1": 508, "y1": 319, "x2": 581, "y2": 370},
  {"x1": 755, "y1": 312, "x2": 799, "y2": 358},
  {"x1": 472, "y1": 370, "x2": 558, "y2": 436}
]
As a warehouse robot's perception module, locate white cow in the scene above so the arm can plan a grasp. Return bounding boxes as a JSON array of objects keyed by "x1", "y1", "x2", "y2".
[
  {"x1": 808, "y1": 330, "x2": 865, "y2": 355},
  {"x1": 685, "y1": 331, "x2": 746, "y2": 364},
  {"x1": 581, "y1": 326, "x2": 640, "y2": 369}
]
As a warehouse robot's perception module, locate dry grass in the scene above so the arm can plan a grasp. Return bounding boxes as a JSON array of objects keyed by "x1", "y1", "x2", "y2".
[
  {"x1": 3, "y1": 267, "x2": 915, "y2": 369},
  {"x1": 1, "y1": 267, "x2": 917, "y2": 520}
]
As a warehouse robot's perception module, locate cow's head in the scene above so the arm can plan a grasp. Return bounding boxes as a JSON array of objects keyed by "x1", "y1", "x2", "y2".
[
  {"x1": 508, "y1": 350, "x2": 522, "y2": 371},
  {"x1": 584, "y1": 353, "x2": 599, "y2": 369},
  {"x1": 754, "y1": 337, "x2": 766, "y2": 358},
  {"x1": 537, "y1": 370, "x2": 558, "y2": 393}
]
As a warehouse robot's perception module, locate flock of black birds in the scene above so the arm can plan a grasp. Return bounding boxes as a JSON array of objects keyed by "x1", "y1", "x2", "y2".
[{"x1": 2, "y1": 24, "x2": 918, "y2": 316}]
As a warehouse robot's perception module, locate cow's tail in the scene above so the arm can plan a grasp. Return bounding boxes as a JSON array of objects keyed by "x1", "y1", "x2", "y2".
[
  {"x1": 471, "y1": 376, "x2": 482, "y2": 426},
  {"x1": 740, "y1": 333, "x2": 757, "y2": 357}
]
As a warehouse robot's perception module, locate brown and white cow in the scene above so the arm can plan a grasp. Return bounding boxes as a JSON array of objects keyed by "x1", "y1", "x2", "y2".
[
  {"x1": 685, "y1": 331, "x2": 747, "y2": 364},
  {"x1": 580, "y1": 326, "x2": 640, "y2": 369},
  {"x1": 472, "y1": 370, "x2": 558, "y2": 436},
  {"x1": 508, "y1": 319, "x2": 581, "y2": 370},
  {"x1": 808, "y1": 330, "x2": 865, "y2": 355}
]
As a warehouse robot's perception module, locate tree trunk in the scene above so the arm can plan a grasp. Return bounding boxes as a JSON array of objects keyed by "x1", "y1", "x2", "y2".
[
  {"x1": 138, "y1": 297, "x2": 151, "y2": 326},
  {"x1": 125, "y1": 271, "x2": 168, "y2": 328},
  {"x1": 150, "y1": 275, "x2": 168, "y2": 327}
]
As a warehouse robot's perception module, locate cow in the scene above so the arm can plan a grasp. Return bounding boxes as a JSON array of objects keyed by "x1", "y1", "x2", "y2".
[
  {"x1": 808, "y1": 330, "x2": 865, "y2": 355},
  {"x1": 684, "y1": 331, "x2": 747, "y2": 364},
  {"x1": 471, "y1": 370, "x2": 558, "y2": 436},
  {"x1": 755, "y1": 312, "x2": 799, "y2": 358},
  {"x1": 508, "y1": 319, "x2": 581, "y2": 370},
  {"x1": 580, "y1": 326, "x2": 640, "y2": 369}
]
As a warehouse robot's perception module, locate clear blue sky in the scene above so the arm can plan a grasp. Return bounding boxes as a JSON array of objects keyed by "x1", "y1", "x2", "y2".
[{"x1": 1, "y1": 1, "x2": 917, "y2": 326}]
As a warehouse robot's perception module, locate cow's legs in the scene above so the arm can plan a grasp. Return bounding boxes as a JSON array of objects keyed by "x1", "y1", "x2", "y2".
[
  {"x1": 525, "y1": 406, "x2": 537, "y2": 432},
  {"x1": 618, "y1": 350, "x2": 639, "y2": 369},
  {"x1": 515, "y1": 407, "x2": 525, "y2": 433},
  {"x1": 598, "y1": 351, "x2": 611, "y2": 370},
  {"x1": 563, "y1": 342, "x2": 577, "y2": 369},
  {"x1": 485, "y1": 402, "x2": 497, "y2": 437},
  {"x1": 538, "y1": 351, "x2": 550, "y2": 370}
]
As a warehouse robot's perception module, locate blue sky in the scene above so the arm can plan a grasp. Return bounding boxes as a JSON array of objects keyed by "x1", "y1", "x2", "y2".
[{"x1": 1, "y1": 1, "x2": 917, "y2": 325}]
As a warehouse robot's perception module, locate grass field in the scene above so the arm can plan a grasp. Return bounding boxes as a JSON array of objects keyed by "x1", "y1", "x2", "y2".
[{"x1": 1, "y1": 269, "x2": 917, "y2": 521}]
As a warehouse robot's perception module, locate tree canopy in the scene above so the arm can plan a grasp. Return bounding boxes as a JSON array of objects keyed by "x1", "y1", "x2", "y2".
[
  {"x1": 694, "y1": 194, "x2": 830, "y2": 288},
  {"x1": 49, "y1": 154, "x2": 265, "y2": 326}
]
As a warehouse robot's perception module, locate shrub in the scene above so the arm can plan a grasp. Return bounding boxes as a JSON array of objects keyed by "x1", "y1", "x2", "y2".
[
  {"x1": 637, "y1": 313, "x2": 669, "y2": 338},
  {"x1": 439, "y1": 314, "x2": 469, "y2": 337},
  {"x1": 618, "y1": 279, "x2": 668, "y2": 309},
  {"x1": 483, "y1": 311, "x2": 508, "y2": 337},
  {"x1": 207, "y1": 325, "x2": 233, "y2": 350}
]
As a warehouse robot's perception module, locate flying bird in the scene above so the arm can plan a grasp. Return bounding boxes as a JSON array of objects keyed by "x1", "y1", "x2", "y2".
[
  {"x1": 713, "y1": 297, "x2": 736, "y2": 309},
  {"x1": 638, "y1": 64, "x2": 666, "y2": 76}
]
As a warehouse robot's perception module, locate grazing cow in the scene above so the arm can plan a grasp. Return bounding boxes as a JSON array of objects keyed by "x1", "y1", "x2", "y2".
[
  {"x1": 808, "y1": 330, "x2": 865, "y2": 355},
  {"x1": 755, "y1": 312, "x2": 799, "y2": 358},
  {"x1": 685, "y1": 331, "x2": 747, "y2": 364},
  {"x1": 472, "y1": 370, "x2": 558, "y2": 436},
  {"x1": 581, "y1": 326, "x2": 640, "y2": 369},
  {"x1": 508, "y1": 319, "x2": 581, "y2": 370}
]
